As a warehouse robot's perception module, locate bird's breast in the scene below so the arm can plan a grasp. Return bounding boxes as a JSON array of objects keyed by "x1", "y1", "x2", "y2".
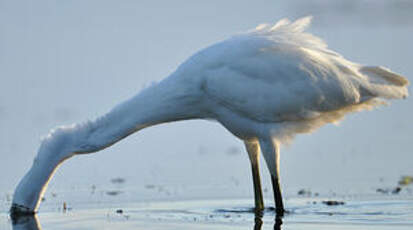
[{"x1": 212, "y1": 104, "x2": 280, "y2": 141}]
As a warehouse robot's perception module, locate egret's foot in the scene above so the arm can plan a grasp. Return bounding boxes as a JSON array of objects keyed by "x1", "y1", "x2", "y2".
[
  {"x1": 10, "y1": 203, "x2": 35, "y2": 219},
  {"x1": 275, "y1": 207, "x2": 285, "y2": 217},
  {"x1": 254, "y1": 207, "x2": 264, "y2": 218}
]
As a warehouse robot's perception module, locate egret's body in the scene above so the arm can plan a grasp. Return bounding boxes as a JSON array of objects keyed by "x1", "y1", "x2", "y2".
[{"x1": 11, "y1": 17, "x2": 408, "y2": 216}]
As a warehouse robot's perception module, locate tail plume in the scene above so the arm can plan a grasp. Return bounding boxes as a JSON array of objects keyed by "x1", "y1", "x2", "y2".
[{"x1": 359, "y1": 66, "x2": 409, "y2": 99}]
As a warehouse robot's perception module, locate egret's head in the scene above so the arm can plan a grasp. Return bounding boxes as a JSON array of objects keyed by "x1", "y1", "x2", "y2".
[{"x1": 10, "y1": 126, "x2": 78, "y2": 215}]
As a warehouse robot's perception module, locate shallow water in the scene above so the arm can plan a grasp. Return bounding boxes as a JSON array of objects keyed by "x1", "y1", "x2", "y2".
[{"x1": 2, "y1": 197, "x2": 413, "y2": 230}]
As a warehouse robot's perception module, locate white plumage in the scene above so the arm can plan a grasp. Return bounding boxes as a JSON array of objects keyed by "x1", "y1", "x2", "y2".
[{"x1": 11, "y1": 17, "x2": 409, "y2": 216}]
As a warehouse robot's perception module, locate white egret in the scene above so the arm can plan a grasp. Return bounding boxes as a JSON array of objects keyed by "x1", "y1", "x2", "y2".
[{"x1": 10, "y1": 17, "x2": 409, "y2": 217}]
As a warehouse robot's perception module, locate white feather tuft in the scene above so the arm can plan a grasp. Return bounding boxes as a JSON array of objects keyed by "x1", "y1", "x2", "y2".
[{"x1": 250, "y1": 16, "x2": 329, "y2": 55}]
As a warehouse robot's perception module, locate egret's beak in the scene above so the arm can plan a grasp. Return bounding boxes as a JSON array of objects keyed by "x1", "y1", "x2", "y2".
[{"x1": 10, "y1": 203, "x2": 35, "y2": 216}]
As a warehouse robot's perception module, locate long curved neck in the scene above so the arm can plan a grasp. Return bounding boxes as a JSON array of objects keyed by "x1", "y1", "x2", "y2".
[
  {"x1": 12, "y1": 75, "x2": 202, "y2": 212},
  {"x1": 77, "y1": 76, "x2": 202, "y2": 153}
]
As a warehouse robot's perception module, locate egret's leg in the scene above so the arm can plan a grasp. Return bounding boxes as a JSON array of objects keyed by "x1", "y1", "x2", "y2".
[
  {"x1": 258, "y1": 137, "x2": 285, "y2": 217},
  {"x1": 271, "y1": 175, "x2": 284, "y2": 216},
  {"x1": 244, "y1": 140, "x2": 264, "y2": 212}
]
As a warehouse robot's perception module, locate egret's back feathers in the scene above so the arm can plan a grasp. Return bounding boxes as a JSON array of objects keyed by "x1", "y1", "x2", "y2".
[
  {"x1": 250, "y1": 16, "x2": 336, "y2": 57},
  {"x1": 177, "y1": 17, "x2": 409, "y2": 142}
]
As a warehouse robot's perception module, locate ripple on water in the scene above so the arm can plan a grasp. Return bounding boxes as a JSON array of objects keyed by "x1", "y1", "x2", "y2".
[
  {"x1": 2, "y1": 197, "x2": 413, "y2": 229},
  {"x1": 120, "y1": 198, "x2": 413, "y2": 225}
]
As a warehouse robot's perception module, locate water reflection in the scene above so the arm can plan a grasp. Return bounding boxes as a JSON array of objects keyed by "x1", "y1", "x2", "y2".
[
  {"x1": 253, "y1": 210, "x2": 283, "y2": 230},
  {"x1": 253, "y1": 216, "x2": 283, "y2": 230},
  {"x1": 11, "y1": 215, "x2": 41, "y2": 230},
  {"x1": 254, "y1": 216, "x2": 263, "y2": 230}
]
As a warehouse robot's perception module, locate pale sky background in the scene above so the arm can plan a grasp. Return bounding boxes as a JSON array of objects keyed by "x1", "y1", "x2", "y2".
[{"x1": 1, "y1": 0, "x2": 412, "y2": 208}]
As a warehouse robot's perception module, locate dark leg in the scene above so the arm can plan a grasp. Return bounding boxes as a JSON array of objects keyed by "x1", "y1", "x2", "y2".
[
  {"x1": 259, "y1": 137, "x2": 285, "y2": 217},
  {"x1": 244, "y1": 141, "x2": 264, "y2": 212},
  {"x1": 271, "y1": 175, "x2": 285, "y2": 217},
  {"x1": 251, "y1": 162, "x2": 264, "y2": 211}
]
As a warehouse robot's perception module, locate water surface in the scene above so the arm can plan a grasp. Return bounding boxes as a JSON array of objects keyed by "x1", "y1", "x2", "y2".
[{"x1": 2, "y1": 196, "x2": 413, "y2": 230}]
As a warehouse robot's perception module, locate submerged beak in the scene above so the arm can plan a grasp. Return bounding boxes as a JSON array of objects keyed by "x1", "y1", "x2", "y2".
[{"x1": 10, "y1": 208, "x2": 40, "y2": 230}]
